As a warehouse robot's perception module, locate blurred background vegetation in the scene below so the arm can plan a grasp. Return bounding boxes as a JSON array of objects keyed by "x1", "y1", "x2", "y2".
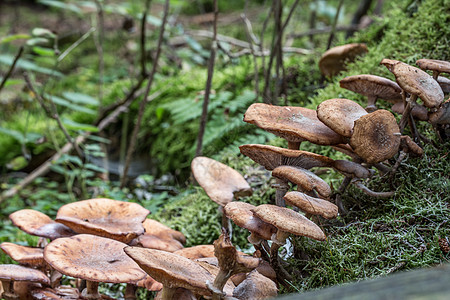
[{"x1": 0, "y1": 0, "x2": 449, "y2": 298}]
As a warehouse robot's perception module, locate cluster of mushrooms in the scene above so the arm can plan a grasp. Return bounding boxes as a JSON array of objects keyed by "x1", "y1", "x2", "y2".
[{"x1": 0, "y1": 198, "x2": 278, "y2": 299}]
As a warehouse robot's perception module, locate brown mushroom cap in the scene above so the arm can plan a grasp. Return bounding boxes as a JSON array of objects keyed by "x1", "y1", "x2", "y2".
[
  {"x1": 416, "y1": 59, "x2": 450, "y2": 74},
  {"x1": 252, "y1": 204, "x2": 326, "y2": 241},
  {"x1": 30, "y1": 286, "x2": 81, "y2": 299},
  {"x1": 437, "y1": 76, "x2": 450, "y2": 93},
  {"x1": 137, "y1": 235, "x2": 184, "y2": 253},
  {"x1": 350, "y1": 109, "x2": 401, "y2": 164},
  {"x1": 223, "y1": 202, "x2": 277, "y2": 241},
  {"x1": 283, "y1": 191, "x2": 338, "y2": 219},
  {"x1": 244, "y1": 103, "x2": 346, "y2": 145},
  {"x1": 142, "y1": 219, "x2": 186, "y2": 245},
  {"x1": 232, "y1": 270, "x2": 278, "y2": 300},
  {"x1": 124, "y1": 247, "x2": 216, "y2": 297},
  {"x1": 319, "y1": 43, "x2": 368, "y2": 77},
  {"x1": 191, "y1": 156, "x2": 252, "y2": 207},
  {"x1": 0, "y1": 264, "x2": 50, "y2": 285},
  {"x1": 9, "y1": 209, "x2": 75, "y2": 240},
  {"x1": 0, "y1": 242, "x2": 45, "y2": 268},
  {"x1": 391, "y1": 102, "x2": 429, "y2": 121},
  {"x1": 332, "y1": 160, "x2": 371, "y2": 178},
  {"x1": 317, "y1": 98, "x2": 368, "y2": 137},
  {"x1": 340, "y1": 74, "x2": 402, "y2": 102},
  {"x1": 55, "y1": 198, "x2": 149, "y2": 244},
  {"x1": 381, "y1": 59, "x2": 444, "y2": 108},
  {"x1": 174, "y1": 245, "x2": 216, "y2": 260},
  {"x1": 272, "y1": 166, "x2": 332, "y2": 198},
  {"x1": 239, "y1": 144, "x2": 334, "y2": 171},
  {"x1": 135, "y1": 275, "x2": 164, "y2": 291},
  {"x1": 44, "y1": 234, "x2": 147, "y2": 284}
]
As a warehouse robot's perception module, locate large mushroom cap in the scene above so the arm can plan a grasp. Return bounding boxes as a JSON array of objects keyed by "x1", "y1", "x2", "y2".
[
  {"x1": 283, "y1": 191, "x2": 338, "y2": 219},
  {"x1": 317, "y1": 98, "x2": 368, "y2": 137},
  {"x1": 55, "y1": 198, "x2": 149, "y2": 243},
  {"x1": 0, "y1": 264, "x2": 50, "y2": 285},
  {"x1": 416, "y1": 59, "x2": 450, "y2": 74},
  {"x1": 191, "y1": 156, "x2": 252, "y2": 207},
  {"x1": 44, "y1": 234, "x2": 147, "y2": 284},
  {"x1": 272, "y1": 166, "x2": 332, "y2": 198},
  {"x1": 350, "y1": 109, "x2": 401, "y2": 164},
  {"x1": 244, "y1": 103, "x2": 346, "y2": 145},
  {"x1": 9, "y1": 209, "x2": 75, "y2": 240},
  {"x1": 223, "y1": 202, "x2": 277, "y2": 241},
  {"x1": 319, "y1": 43, "x2": 368, "y2": 77},
  {"x1": 252, "y1": 204, "x2": 326, "y2": 241},
  {"x1": 381, "y1": 59, "x2": 444, "y2": 108},
  {"x1": 124, "y1": 247, "x2": 215, "y2": 297},
  {"x1": 239, "y1": 144, "x2": 334, "y2": 171},
  {"x1": 0, "y1": 242, "x2": 45, "y2": 268},
  {"x1": 340, "y1": 74, "x2": 402, "y2": 102}
]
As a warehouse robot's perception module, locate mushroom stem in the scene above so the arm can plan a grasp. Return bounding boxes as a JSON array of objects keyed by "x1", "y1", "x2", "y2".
[
  {"x1": 335, "y1": 176, "x2": 351, "y2": 214},
  {"x1": 124, "y1": 283, "x2": 137, "y2": 300},
  {"x1": 212, "y1": 269, "x2": 232, "y2": 294},
  {"x1": 1, "y1": 279, "x2": 15, "y2": 299},
  {"x1": 160, "y1": 286, "x2": 177, "y2": 300},
  {"x1": 287, "y1": 141, "x2": 301, "y2": 150},
  {"x1": 269, "y1": 231, "x2": 293, "y2": 285},
  {"x1": 81, "y1": 281, "x2": 101, "y2": 299},
  {"x1": 399, "y1": 94, "x2": 418, "y2": 133},
  {"x1": 365, "y1": 94, "x2": 378, "y2": 112},
  {"x1": 274, "y1": 178, "x2": 289, "y2": 207},
  {"x1": 352, "y1": 180, "x2": 395, "y2": 198},
  {"x1": 432, "y1": 70, "x2": 439, "y2": 80},
  {"x1": 390, "y1": 150, "x2": 407, "y2": 177}
]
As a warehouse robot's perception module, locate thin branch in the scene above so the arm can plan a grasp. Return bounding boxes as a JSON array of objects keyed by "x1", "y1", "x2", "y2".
[
  {"x1": 58, "y1": 27, "x2": 96, "y2": 63},
  {"x1": 195, "y1": 0, "x2": 218, "y2": 158},
  {"x1": 326, "y1": 0, "x2": 344, "y2": 50},
  {"x1": 120, "y1": 0, "x2": 170, "y2": 188},
  {"x1": 0, "y1": 46, "x2": 24, "y2": 95},
  {"x1": 24, "y1": 73, "x2": 83, "y2": 159},
  {"x1": 288, "y1": 25, "x2": 359, "y2": 39},
  {"x1": 93, "y1": 0, "x2": 105, "y2": 104},
  {"x1": 141, "y1": 0, "x2": 152, "y2": 76}
]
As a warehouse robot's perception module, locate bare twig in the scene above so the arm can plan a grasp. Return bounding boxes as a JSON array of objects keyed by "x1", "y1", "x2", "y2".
[
  {"x1": 120, "y1": 0, "x2": 170, "y2": 188},
  {"x1": 24, "y1": 73, "x2": 83, "y2": 159},
  {"x1": 0, "y1": 46, "x2": 24, "y2": 95},
  {"x1": 195, "y1": 0, "x2": 218, "y2": 158},
  {"x1": 93, "y1": 0, "x2": 105, "y2": 104},
  {"x1": 242, "y1": 1, "x2": 259, "y2": 97},
  {"x1": 288, "y1": 25, "x2": 360, "y2": 39},
  {"x1": 141, "y1": 0, "x2": 152, "y2": 76},
  {"x1": 326, "y1": 0, "x2": 344, "y2": 50}
]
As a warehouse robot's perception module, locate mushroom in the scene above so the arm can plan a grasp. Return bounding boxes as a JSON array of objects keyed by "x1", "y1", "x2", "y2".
[
  {"x1": 210, "y1": 230, "x2": 260, "y2": 298},
  {"x1": 9, "y1": 209, "x2": 75, "y2": 244},
  {"x1": 30, "y1": 286, "x2": 81, "y2": 299},
  {"x1": 239, "y1": 144, "x2": 334, "y2": 206},
  {"x1": 316, "y1": 98, "x2": 368, "y2": 137},
  {"x1": 191, "y1": 156, "x2": 252, "y2": 235},
  {"x1": 283, "y1": 191, "x2": 338, "y2": 219},
  {"x1": 251, "y1": 204, "x2": 326, "y2": 284},
  {"x1": 429, "y1": 98, "x2": 450, "y2": 140},
  {"x1": 349, "y1": 109, "x2": 401, "y2": 165},
  {"x1": 244, "y1": 103, "x2": 346, "y2": 150},
  {"x1": 391, "y1": 102, "x2": 429, "y2": 121},
  {"x1": 381, "y1": 59, "x2": 444, "y2": 133},
  {"x1": 174, "y1": 245, "x2": 216, "y2": 260},
  {"x1": 0, "y1": 242, "x2": 46, "y2": 269},
  {"x1": 124, "y1": 247, "x2": 232, "y2": 300},
  {"x1": 318, "y1": 43, "x2": 368, "y2": 77},
  {"x1": 232, "y1": 270, "x2": 278, "y2": 300},
  {"x1": 272, "y1": 165, "x2": 332, "y2": 199},
  {"x1": 416, "y1": 59, "x2": 450, "y2": 79},
  {"x1": 0, "y1": 264, "x2": 50, "y2": 299},
  {"x1": 437, "y1": 76, "x2": 450, "y2": 94},
  {"x1": 44, "y1": 234, "x2": 147, "y2": 299},
  {"x1": 135, "y1": 219, "x2": 186, "y2": 252},
  {"x1": 339, "y1": 75, "x2": 403, "y2": 112},
  {"x1": 55, "y1": 198, "x2": 150, "y2": 244}
]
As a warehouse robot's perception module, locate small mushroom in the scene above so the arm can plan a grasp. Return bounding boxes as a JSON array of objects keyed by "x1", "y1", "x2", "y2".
[
  {"x1": 437, "y1": 76, "x2": 450, "y2": 94},
  {"x1": 0, "y1": 242, "x2": 45, "y2": 269},
  {"x1": 174, "y1": 245, "x2": 216, "y2": 260},
  {"x1": 316, "y1": 98, "x2": 368, "y2": 137},
  {"x1": 191, "y1": 156, "x2": 252, "y2": 236},
  {"x1": 9, "y1": 209, "x2": 75, "y2": 242},
  {"x1": 44, "y1": 234, "x2": 147, "y2": 299},
  {"x1": 283, "y1": 191, "x2": 338, "y2": 219},
  {"x1": 232, "y1": 270, "x2": 278, "y2": 300},
  {"x1": 319, "y1": 43, "x2": 368, "y2": 77},
  {"x1": 244, "y1": 103, "x2": 346, "y2": 149},
  {"x1": 30, "y1": 286, "x2": 81, "y2": 299},
  {"x1": 0, "y1": 264, "x2": 50, "y2": 299},
  {"x1": 339, "y1": 74, "x2": 403, "y2": 112},
  {"x1": 272, "y1": 166, "x2": 332, "y2": 199},
  {"x1": 429, "y1": 98, "x2": 450, "y2": 140},
  {"x1": 416, "y1": 59, "x2": 450, "y2": 79},
  {"x1": 135, "y1": 219, "x2": 185, "y2": 252},
  {"x1": 55, "y1": 198, "x2": 150, "y2": 244},
  {"x1": 391, "y1": 101, "x2": 429, "y2": 121}
]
